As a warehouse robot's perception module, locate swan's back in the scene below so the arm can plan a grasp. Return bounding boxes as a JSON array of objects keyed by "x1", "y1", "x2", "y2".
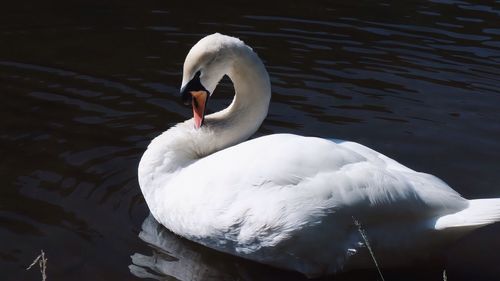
[{"x1": 152, "y1": 134, "x2": 468, "y2": 273}]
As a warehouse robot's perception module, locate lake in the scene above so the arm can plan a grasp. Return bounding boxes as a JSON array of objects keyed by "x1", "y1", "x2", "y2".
[{"x1": 1, "y1": 0, "x2": 499, "y2": 280}]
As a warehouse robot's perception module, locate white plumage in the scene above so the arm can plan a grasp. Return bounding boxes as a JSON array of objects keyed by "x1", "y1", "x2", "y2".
[{"x1": 138, "y1": 33, "x2": 500, "y2": 277}]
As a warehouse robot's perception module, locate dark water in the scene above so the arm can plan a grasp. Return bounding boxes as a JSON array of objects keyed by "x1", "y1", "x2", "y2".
[{"x1": 1, "y1": 1, "x2": 500, "y2": 280}]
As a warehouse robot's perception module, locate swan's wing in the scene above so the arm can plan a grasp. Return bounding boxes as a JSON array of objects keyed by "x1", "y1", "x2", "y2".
[{"x1": 158, "y1": 134, "x2": 467, "y2": 249}]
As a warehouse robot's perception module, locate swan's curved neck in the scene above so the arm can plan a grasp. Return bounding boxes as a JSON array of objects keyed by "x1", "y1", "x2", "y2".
[
  {"x1": 207, "y1": 49, "x2": 271, "y2": 151},
  {"x1": 138, "y1": 47, "x2": 270, "y2": 194}
]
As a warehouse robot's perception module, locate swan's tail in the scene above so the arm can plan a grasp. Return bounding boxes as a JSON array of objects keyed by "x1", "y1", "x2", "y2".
[{"x1": 435, "y1": 199, "x2": 500, "y2": 231}]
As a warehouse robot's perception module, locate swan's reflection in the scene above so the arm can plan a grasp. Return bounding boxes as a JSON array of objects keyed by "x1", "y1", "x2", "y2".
[
  {"x1": 129, "y1": 214, "x2": 229, "y2": 280},
  {"x1": 130, "y1": 215, "x2": 454, "y2": 281},
  {"x1": 130, "y1": 214, "x2": 306, "y2": 281}
]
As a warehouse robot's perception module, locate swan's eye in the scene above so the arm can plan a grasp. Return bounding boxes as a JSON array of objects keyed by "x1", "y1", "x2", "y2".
[{"x1": 180, "y1": 70, "x2": 209, "y2": 105}]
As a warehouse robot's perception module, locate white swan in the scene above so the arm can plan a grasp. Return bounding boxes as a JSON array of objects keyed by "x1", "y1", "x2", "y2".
[{"x1": 138, "y1": 33, "x2": 500, "y2": 277}]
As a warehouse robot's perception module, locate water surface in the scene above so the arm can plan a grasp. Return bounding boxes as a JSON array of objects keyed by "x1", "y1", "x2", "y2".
[{"x1": 1, "y1": 1, "x2": 500, "y2": 280}]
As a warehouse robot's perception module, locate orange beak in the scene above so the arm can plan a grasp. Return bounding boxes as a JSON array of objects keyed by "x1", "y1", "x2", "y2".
[{"x1": 191, "y1": 90, "x2": 208, "y2": 129}]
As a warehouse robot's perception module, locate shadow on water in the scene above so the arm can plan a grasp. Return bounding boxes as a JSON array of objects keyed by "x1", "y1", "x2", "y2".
[{"x1": 1, "y1": 0, "x2": 500, "y2": 280}]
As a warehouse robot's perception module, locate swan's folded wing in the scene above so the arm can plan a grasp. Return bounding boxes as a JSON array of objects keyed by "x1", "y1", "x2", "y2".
[{"x1": 160, "y1": 134, "x2": 467, "y2": 248}]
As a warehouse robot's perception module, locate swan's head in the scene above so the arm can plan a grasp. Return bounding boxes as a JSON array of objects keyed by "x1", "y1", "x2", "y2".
[{"x1": 180, "y1": 33, "x2": 248, "y2": 128}]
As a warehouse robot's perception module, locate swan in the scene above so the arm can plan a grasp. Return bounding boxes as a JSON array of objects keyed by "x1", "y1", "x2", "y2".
[{"x1": 138, "y1": 33, "x2": 500, "y2": 277}]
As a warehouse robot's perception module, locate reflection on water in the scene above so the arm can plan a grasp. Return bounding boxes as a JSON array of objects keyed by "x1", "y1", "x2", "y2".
[
  {"x1": 130, "y1": 215, "x2": 482, "y2": 281},
  {"x1": 131, "y1": 215, "x2": 336, "y2": 281},
  {"x1": 130, "y1": 215, "x2": 211, "y2": 280},
  {"x1": 130, "y1": 215, "x2": 240, "y2": 281},
  {"x1": 1, "y1": 0, "x2": 500, "y2": 280}
]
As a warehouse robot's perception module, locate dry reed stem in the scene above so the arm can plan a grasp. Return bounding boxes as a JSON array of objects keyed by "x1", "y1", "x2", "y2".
[
  {"x1": 27, "y1": 249, "x2": 47, "y2": 281},
  {"x1": 352, "y1": 216, "x2": 386, "y2": 281}
]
